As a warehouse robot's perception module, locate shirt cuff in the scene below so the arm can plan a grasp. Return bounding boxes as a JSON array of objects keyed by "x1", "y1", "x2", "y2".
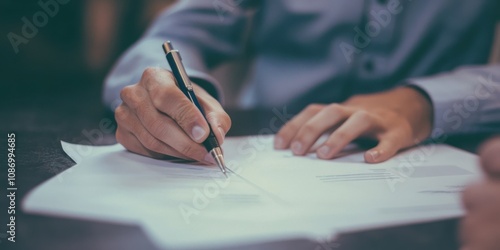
[
  {"x1": 185, "y1": 69, "x2": 224, "y2": 103},
  {"x1": 103, "y1": 38, "x2": 223, "y2": 110},
  {"x1": 407, "y1": 72, "x2": 482, "y2": 138}
]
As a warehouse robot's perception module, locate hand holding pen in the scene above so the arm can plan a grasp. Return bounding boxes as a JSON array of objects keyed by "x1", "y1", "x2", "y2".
[
  {"x1": 162, "y1": 41, "x2": 228, "y2": 176},
  {"x1": 113, "y1": 44, "x2": 231, "y2": 170}
]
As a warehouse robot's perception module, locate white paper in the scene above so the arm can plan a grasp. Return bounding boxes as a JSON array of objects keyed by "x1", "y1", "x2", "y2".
[{"x1": 22, "y1": 135, "x2": 482, "y2": 249}]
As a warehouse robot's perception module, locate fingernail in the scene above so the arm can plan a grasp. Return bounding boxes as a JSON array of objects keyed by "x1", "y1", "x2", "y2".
[
  {"x1": 274, "y1": 136, "x2": 284, "y2": 149},
  {"x1": 368, "y1": 150, "x2": 380, "y2": 161},
  {"x1": 291, "y1": 141, "x2": 303, "y2": 154},
  {"x1": 318, "y1": 145, "x2": 331, "y2": 158},
  {"x1": 204, "y1": 153, "x2": 216, "y2": 165},
  {"x1": 191, "y1": 125, "x2": 206, "y2": 142}
]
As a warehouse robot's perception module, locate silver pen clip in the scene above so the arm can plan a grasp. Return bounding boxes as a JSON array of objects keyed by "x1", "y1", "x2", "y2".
[{"x1": 162, "y1": 41, "x2": 193, "y2": 91}]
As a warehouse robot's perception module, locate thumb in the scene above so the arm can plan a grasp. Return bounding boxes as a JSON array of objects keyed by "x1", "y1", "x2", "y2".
[
  {"x1": 364, "y1": 135, "x2": 403, "y2": 163},
  {"x1": 205, "y1": 108, "x2": 231, "y2": 144},
  {"x1": 479, "y1": 136, "x2": 500, "y2": 178},
  {"x1": 194, "y1": 85, "x2": 231, "y2": 145}
]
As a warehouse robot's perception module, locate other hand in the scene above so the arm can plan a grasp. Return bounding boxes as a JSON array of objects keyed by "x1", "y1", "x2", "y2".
[
  {"x1": 461, "y1": 136, "x2": 500, "y2": 250},
  {"x1": 274, "y1": 87, "x2": 433, "y2": 163}
]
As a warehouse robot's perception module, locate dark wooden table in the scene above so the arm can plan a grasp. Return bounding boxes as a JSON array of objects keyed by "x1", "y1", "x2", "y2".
[{"x1": 0, "y1": 77, "x2": 492, "y2": 250}]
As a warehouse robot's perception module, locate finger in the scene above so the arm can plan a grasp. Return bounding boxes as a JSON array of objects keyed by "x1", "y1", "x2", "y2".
[
  {"x1": 479, "y1": 136, "x2": 500, "y2": 178},
  {"x1": 116, "y1": 125, "x2": 166, "y2": 159},
  {"x1": 274, "y1": 104, "x2": 325, "y2": 149},
  {"x1": 459, "y1": 215, "x2": 475, "y2": 249},
  {"x1": 195, "y1": 85, "x2": 231, "y2": 144},
  {"x1": 466, "y1": 182, "x2": 500, "y2": 216},
  {"x1": 462, "y1": 184, "x2": 479, "y2": 212},
  {"x1": 115, "y1": 105, "x2": 194, "y2": 160},
  {"x1": 115, "y1": 104, "x2": 208, "y2": 162},
  {"x1": 140, "y1": 67, "x2": 210, "y2": 143},
  {"x1": 316, "y1": 110, "x2": 374, "y2": 159},
  {"x1": 289, "y1": 104, "x2": 350, "y2": 155},
  {"x1": 460, "y1": 214, "x2": 500, "y2": 250},
  {"x1": 363, "y1": 133, "x2": 405, "y2": 163},
  {"x1": 120, "y1": 84, "x2": 210, "y2": 163}
]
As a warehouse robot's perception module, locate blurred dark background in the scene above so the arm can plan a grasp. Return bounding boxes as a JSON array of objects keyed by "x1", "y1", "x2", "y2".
[
  {"x1": 0, "y1": 0, "x2": 175, "y2": 131},
  {"x1": 0, "y1": 3, "x2": 175, "y2": 248}
]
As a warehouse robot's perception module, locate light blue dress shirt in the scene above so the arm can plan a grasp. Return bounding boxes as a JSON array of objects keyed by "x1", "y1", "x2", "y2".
[{"x1": 104, "y1": 0, "x2": 500, "y2": 137}]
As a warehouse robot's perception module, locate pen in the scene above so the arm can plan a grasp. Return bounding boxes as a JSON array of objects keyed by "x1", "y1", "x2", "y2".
[{"x1": 162, "y1": 41, "x2": 228, "y2": 178}]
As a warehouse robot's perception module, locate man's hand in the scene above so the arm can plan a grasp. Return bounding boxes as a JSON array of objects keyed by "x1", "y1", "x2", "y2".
[
  {"x1": 461, "y1": 137, "x2": 500, "y2": 250},
  {"x1": 274, "y1": 87, "x2": 433, "y2": 163},
  {"x1": 114, "y1": 67, "x2": 231, "y2": 163}
]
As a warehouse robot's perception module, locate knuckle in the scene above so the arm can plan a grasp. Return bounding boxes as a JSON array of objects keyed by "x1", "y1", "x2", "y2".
[
  {"x1": 114, "y1": 106, "x2": 129, "y2": 123},
  {"x1": 120, "y1": 86, "x2": 134, "y2": 103},
  {"x1": 141, "y1": 135, "x2": 162, "y2": 152},
  {"x1": 179, "y1": 143, "x2": 197, "y2": 157},
  {"x1": 115, "y1": 128, "x2": 126, "y2": 145},
  {"x1": 355, "y1": 110, "x2": 371, "y2": 121},
  {"x1": 326, "y1": 103, "x2": 344, "y2": 114},
  {"x1": 280, "y1": 122, "x2": 297, "y2": 136},
  {"x1": 150, "y1": 92, "x2": 164, "y2": 109},
  {"x1": 148, "y1": 118, "x2": 167, "y2": 138},
  {"x1": 120, "y1": 86, "x2": 144, "y2": 110},
  {"x1": 334, "y1": 131, "x2": 349, "y2": 141},
  {"x1": 302, "y1": 122, "x2": 316, "y2": 133},
  {"x1": 174, "y1": 102, "x2": 199, "y2": 128},
  {"x1": 204, "y1": 110, "x2": 218, "y2": 122},
  {"x1": 151, "y1": 85, "x2": 175, "y2": 109},
  {"x1": 305, "y1": 104, "x2": 323, "y2": 113},
  {"x1": 347, "y1": 94, "x2": 364, "y2": 104},
  {"x1": 132, "y1": 101, "x2": 147, "y2": 116},
  {"x1": 143, "y1": 77, "x2": 157, "y2": 92},
  {"x1": 141, "y1": 67, "x2": 159, "y2": 82},
  {"x1": 142, "y1": 68, "x2": 175, "y2": 91}
]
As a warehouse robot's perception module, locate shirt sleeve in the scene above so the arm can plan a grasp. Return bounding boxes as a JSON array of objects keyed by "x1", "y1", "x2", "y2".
[
  {"x1": 407, "y1": 64, "x2": 500, "y2": 138},
  {"x1": 102, "y1": 1, "x2": 252, "y2": 110}
]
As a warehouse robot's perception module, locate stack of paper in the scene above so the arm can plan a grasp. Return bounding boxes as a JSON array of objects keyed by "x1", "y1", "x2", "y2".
[{"x1": 22, "y1": 135, "x2": 481, "y2": 249}]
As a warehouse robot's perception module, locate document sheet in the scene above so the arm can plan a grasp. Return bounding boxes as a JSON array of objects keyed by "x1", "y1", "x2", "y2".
[{"x1": 22, "y1": 135, "x2": 482, "y2": 249}]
